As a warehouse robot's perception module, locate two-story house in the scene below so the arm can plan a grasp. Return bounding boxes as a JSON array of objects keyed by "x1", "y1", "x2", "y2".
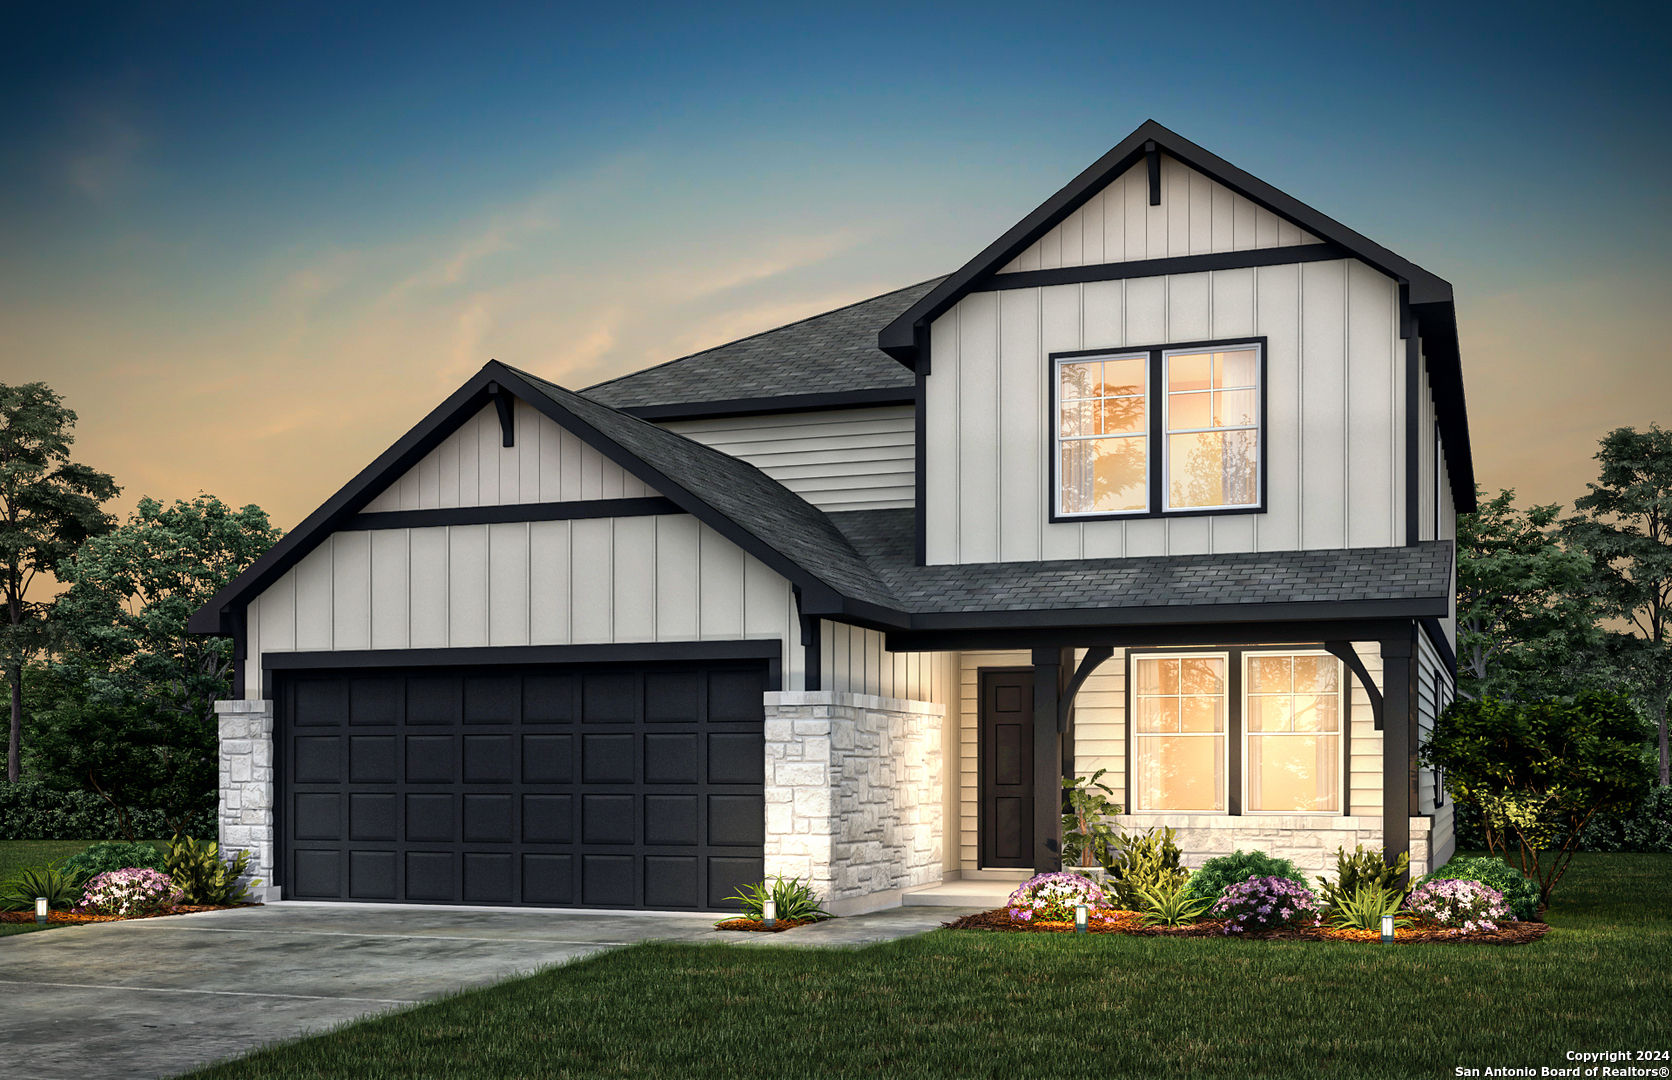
[{"x1": 191, "y1": 121, "x2": 1468, "y2": 914}]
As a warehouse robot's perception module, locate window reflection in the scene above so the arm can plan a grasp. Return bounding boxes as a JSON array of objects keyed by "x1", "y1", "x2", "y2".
[
  {"x1": 1133, "y1": 655, "x2": 1226, "y2": 812},
  {"x1": 1058, "y1": 356, "x2": 1147, "y2": 514},
  {"x1": 1165, "y1": 349, "x2": 1259, "y2": 510},
  {"x1": 1244, "y1": 652, "x2": 1341, "y2": 813}
]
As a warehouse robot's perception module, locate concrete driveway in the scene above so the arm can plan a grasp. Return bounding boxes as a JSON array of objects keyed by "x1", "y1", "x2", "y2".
[{"x1": 1, "y1": 902, "x2": 972, "y2": 1080}]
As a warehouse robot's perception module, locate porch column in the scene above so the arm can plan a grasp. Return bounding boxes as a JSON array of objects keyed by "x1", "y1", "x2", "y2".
[
  {"x1": 1032, "y1": 647, "x2": 1071, "y2": 874},
  {"x1": 1380, "y1": 628, "x2": 1417, "y2": 882}
]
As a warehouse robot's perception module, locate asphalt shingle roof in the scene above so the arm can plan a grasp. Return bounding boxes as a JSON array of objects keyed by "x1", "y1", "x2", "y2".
[
  {"x1": 508, "y1": 366, "x2": 898, "y2": 610},
  {"x1": 580, "y1": 278, "x2": 943, "y2": 409},
  {"x1": 827, "y1": 508, "x2": 1453, "y2": 615}
]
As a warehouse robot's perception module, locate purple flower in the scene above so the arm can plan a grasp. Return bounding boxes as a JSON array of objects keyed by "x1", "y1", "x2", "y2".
[{"x1": 1006, "y1": 871, "x2": 1107, "y2": 923}]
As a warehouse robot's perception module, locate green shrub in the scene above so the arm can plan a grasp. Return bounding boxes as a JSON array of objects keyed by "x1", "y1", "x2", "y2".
[
  {"x1": 1133, "y1": 874, "x2": 1214, "y2": 927},
  {"x1": 1325, "y1": 883, "x2": 1411, "y2": 931},
  {"x1": 164, "y1": 837, "x2": 257, "y2": 906},
  {"x1": 0, "y1": 780, "x2": 214, "y2": 842},
  {"x1": 1180, "y1": 850, "x2": 1308, "y2": 905},
  {"x1": 1060, "y1": 770, "x2": 1123, "y2": 870},
  {"x1": 0, "y1": 863, "x2": 90, "y2": 911},
  {"x1": 1105, "y1": 827, "x2": 1186, "y2": 909},
  {"x1": 61, "y1": 840, "x2": 167, "y2": 880},
  {"x1": 1419, "y1": 856, "x2": 1540, "y2": 922},
  {"x1": 721, "y1": 876, "x2": 830, "y2": 923},
  {"x1": 1577, "y1": 786, "x2": 1672, "y2": 853},
  {"x1": 1316, "y1": 844, "x2": 1410, "y2": 913}
]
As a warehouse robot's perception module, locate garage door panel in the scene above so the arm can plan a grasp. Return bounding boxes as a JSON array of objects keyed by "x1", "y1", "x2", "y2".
[
  {"x1": 463, "y1": 735, "x2": 514, "y2": 783},
  {"x1": 582, "y1": 734, "x2": 634, "y2": 783},
  {"x1": 405, "y1": 736, "x2": 455, "y2": 782},
  {"x1": 350, "y1": 850, "x2": 397, "y2": 899},
  {"x1": 293, "y1": 736, "x2": 341, "y2": 783},
  {"x1": 350, "y1": 736, "x2": 397, "y2": 782},
  {"x1": 644, "y1": 734, "x2": 698, "y2": 784},
  {"x1": 350, "y1": 793, "x2": 397, "y2": 841},
  {"x1": 465, "y1": 676, "x2": 519, "y2": 723},
  {"x1": 522, "y1": 794, "x2": 573, "y2": 843},
  {"x1": 463, "y1": 793, "x2": 513, "y2": 842},
  {"x1": 284, "y1": 661, "x2": 765, "y2": 910},
  {"x1": 350, "y1": 678, "x2": 403, "y2": 724},
  {"x1": 405, "y1": 793, "x2": 455, "y2": 841},
  {"x1": 293, "y1": 793, "x2": 341, "y2": 840},
  {"x1": 644, "y1": 795, "x2": 699, "y2": 846},
  {"x1": 405, "y1": 852, "x2": 455, "y2": 900},
  {"x1": 582, "y1": 794, "x2": 634, "y2": 845},
  {"x1": 522, "y1": 734, "x2": 572, "y2": 783},
  {"x1": 644, "y1": 857, "x2": 698, "y2": 908}
]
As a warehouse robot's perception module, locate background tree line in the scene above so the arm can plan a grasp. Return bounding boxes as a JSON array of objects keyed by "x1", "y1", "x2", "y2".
[{"x1": 1, "y1": 381, "x2": 280, "y2": 840}]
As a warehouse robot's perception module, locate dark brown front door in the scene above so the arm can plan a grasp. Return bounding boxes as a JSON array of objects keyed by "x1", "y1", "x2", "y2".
[{"x1": 979, "y1": 669, "x2": 1034, "y2": 868}]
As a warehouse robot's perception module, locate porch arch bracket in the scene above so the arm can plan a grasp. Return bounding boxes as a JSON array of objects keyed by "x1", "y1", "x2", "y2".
[
  {"x1": 1324, "y1": 641, "x2": 1384, "y2": 730},
  {"x1": 1057, "y1": 646, "x2": 1115, "y2": 732}
]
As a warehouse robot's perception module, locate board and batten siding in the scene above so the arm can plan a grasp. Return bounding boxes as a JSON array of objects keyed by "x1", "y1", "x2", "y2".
[
  {"x1": 997, "y1": 155, "x2": 1324, "y2": 275},
  {"x1": 362, "y1": 400, "x2": 653, "y2": 513},
  {"x1": 243, "y1": 515, "x2": 805, "y2": 698},
  {"x1": 955, "y1": 646, "x2": 1384, "y2": 873},
  {"x1": 924, "y1": 259, "x2": 1407, "y2": 564},
  {"x1": 659, "y1": 406, "x2": 915, "y2": 512}
]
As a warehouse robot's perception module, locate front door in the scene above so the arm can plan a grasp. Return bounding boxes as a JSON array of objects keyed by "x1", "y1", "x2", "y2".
[{"x1": 979, "y1": 668, "x2": 1034, "y2": 868}]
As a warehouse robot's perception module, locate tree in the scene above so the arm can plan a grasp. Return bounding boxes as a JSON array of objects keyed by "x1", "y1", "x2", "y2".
[
  {"x1": 0, "y1": 383, "x2": 119, "y2": 781},
  {"x1": 56, "y1": 494, "x2": 281, "y2": 726},
  {"x1": 1420, "y1": 691, "x2": 1654, "y2": 909},
  {"x1": 1561, "y1": 425, "x2": 1672, "y2": 785},
  {"x1": 1456, "y1": 488, "x2": 1599, "y2": 702}
]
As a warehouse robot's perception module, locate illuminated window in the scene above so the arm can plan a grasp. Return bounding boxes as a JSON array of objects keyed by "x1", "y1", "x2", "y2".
[
  {"x1": 1132, "y1": 654, "x2": 1227, "y2": 812},
  {"x1": 1243, "y1": 652, "x2": 1342, "y2": 814},
  {"x1": 1164, "y1": 348, "x2": 1260, "y2": 510},
  {"x1": 1057, "y1": 354, "x2": 1147, "y2": 514}
]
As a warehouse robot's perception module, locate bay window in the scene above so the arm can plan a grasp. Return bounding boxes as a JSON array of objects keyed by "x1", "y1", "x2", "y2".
[{"x1": 1052, "y1": 338, "x2": 1264, "y2": 520}]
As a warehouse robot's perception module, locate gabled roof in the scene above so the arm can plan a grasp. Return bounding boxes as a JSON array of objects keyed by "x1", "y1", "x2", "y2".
[
  {"x1": 580, "y1": 278, "x2": 941, "y2": 419},
  {"x1": 188, "y1": 362, "x2": 902, "y2": 636},
  {"x1": 876, "y1": 119, "x2": 1475, "y2": 512}
]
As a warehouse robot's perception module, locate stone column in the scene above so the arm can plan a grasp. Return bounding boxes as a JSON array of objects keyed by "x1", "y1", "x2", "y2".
[
  {"x1": 215, "y1": 699, "x2": 277, "y2": 901},
  {"x1": 762, "y1": 691, "x2": 943, "y2": 916}
]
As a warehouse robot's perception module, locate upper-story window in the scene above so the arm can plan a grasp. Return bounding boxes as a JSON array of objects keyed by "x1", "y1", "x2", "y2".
[{"x1": 1053, "y1": 339, "x2": 1264, "y2": 520}]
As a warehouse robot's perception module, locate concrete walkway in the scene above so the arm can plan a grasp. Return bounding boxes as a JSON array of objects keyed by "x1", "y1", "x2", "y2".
[{"x1": 1, "y1": 901, "x2": 980, "y2": 1080}]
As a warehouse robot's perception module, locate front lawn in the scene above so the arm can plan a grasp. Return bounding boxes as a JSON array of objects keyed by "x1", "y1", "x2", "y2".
[{"x1": 177, "y1": 852, "x2": 1671, "y2": 1080}]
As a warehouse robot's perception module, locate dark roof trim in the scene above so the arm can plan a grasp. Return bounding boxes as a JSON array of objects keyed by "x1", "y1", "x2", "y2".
[
  {"x1": 904, "y1": 596, "x2": 1447, "y2": 633},
  {"x1": 346, "y1": 497, "x2": 681, "y2": 532},
  {"x1": 973, "y1": 243, "x2": 1352, "y2": 292},
  {"x1": 888, "y1": 617, "x2": 1419, "y2": 654},
  {"x1": 878, "y1": 118, "x2": 1475, "y2": 514},
  {"x1": 261, "y1": 639, "x2": 782, "y2": 670},
  {"x1": 620, "y1": 387, "x2": 916, "y2": 422}
]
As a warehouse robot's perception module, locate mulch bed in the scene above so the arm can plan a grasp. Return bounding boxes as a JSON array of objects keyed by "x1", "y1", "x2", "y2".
[
  {"x1": 942, "y1": 909, "x2": 1550, "y2": 946},
  {"x1": 1, "y1": 903, "x2": 261, "y2": 925},
  {"x1": 713, "y1": 917, "x2": 826, "y2": 933}
]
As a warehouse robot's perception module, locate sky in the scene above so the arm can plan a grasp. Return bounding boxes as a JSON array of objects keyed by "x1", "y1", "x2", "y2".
[{"x1": 2, "y1": 0, "x2": 1668, "y2": 537}]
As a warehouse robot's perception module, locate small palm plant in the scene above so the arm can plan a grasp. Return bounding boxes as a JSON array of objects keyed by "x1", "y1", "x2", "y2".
[
  {"x1": 1134, "y1": 873, "x2": 1213, "y2": 927},
  {"x1": 1325, "y1": 882, "x2": 1413, "y2": 932},
  {"x1": 0, "y1": 862, "x2": 90, "y2": 912},
  {"x1": 721, "y1": 876, "x2": 831, "y2": 925}
]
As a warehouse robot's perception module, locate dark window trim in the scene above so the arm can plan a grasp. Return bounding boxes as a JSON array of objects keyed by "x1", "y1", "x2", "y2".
[
  {"x1": 345, "y1": 497, "x2": 682, "y2": 532},
  {"x1": 1048, "y1": 337, "x2": 1268, "y2": 523},
  {"x1": 1124, "y1": 643, "x2": 1351, "y2": 819},
  {"x1": 616, "y1": 387, "x2": 916, "y2": 422},
  {"x1": 976, "y1": 244, "x2": 1350, "y2": 293}
]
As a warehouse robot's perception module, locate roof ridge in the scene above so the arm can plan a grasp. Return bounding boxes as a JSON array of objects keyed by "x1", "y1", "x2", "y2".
[{"x1": 579, "y1": 275, "x2": 948, "y2": 394}]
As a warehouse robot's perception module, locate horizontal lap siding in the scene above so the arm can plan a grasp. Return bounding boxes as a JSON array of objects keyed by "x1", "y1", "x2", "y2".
[
  {"x1": 997, "y1": 155, "x2": 1323, "y2": 274},
  {"x1": 246, "y1": 518, "x2": 801, "y2": 697},
  {"x1": 924, "y1": 260, "x2": 1402, "y2": 564},
  {"x1": 363, "y1": 401, "x2": 652, "y2": 512},
  {"x1": 661, "y1": 407, "x2": 915, "y2": 513}
]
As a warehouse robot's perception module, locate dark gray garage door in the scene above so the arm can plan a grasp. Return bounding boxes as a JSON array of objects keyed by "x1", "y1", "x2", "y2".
[{"x1": 279, "y1": 662, "x2": 766, "y2": 910}]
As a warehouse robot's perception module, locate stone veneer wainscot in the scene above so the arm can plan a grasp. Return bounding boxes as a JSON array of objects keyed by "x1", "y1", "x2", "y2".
[{"x1": 215, "y1": 699, "x2": 278, "y2": 901}]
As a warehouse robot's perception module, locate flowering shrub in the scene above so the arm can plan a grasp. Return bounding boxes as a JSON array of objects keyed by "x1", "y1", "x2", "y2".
[
  {"x1": 1210, "y1": 875, "x2": 1320, "y2": 935},
  {"x1": 1006, "y1": 872, "x2": 1107, "y2": 922},
  {"x1": 1403, "y1": 878, "x2": 1512, "y2": 934},
  {"x1": 76, "y1": 868, "x2": 183, "y2": 917}
]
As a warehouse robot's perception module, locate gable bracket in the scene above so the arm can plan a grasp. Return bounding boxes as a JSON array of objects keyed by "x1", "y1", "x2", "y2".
[
  {"x1": 488, "y1": 380, "x2": 515, "y2": 447},
  {"x1": 1145, "y1": 140, "x2": 1160, "y2": 206},
  {"x1": 1325, "y1": 641, "x2": 1385, "y2": 730},
  {"x1": 1058, "y1": 646, "x2": 1114, "y2": 732}
]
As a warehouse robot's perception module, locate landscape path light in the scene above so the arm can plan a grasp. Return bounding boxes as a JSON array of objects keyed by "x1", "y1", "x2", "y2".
[
  {"x1": 763, "y1": 898, "x2": 776, "y2": 929},
  {"x1": 1381, "y1": 914, "x2": 1395, "y2": 943},
  {"x1": 1075, "y1": 903, "x2": 1088, "y2": 934},
  {"x1": 35, "y1": 897, "x2": 48, "y2": 925}
]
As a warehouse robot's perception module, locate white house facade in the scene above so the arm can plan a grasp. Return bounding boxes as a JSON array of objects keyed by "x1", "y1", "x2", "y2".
[{"x1": 194, "y1": 121, "x2": 1468, "y2": 913}]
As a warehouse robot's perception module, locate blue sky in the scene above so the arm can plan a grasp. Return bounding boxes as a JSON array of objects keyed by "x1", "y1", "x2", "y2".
[{"x1": 2, "y1": 1, "x2": 1667, "y2": 527}]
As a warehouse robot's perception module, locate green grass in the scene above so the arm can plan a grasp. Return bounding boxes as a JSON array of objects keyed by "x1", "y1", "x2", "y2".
[{"x1": 175, "y1": 852, "x2": 1670, "y2": 1080}]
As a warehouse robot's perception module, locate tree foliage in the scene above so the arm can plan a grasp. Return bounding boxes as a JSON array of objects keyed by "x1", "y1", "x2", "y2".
[
  {"x1": 0, "y1": 382, "x2": 119, "y2": 780},
  {"x1": 1455, "y1": 488, "x2": 1597, "y2": 702},
  {"x1": 56, "y1": 494, "x2": 281, "y2": 726},
  {"x1": 1420, "y1": 691, "x2": 1654, "y2": 908},
  {"x1": 1561, "y1": 424, "x2": 1672, "y2": 785}
]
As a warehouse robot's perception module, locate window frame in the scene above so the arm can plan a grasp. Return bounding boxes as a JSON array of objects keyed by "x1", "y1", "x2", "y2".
[
  {"x1": 1239, "y1": 649, "x2": 1346, "y2": 816},
  {"x1": 1049, "y1": 336, "x2": 1268, "y2": 522},
  {"x1": 1127, "y1": 648, "x2": 1233, "y2": 815}
]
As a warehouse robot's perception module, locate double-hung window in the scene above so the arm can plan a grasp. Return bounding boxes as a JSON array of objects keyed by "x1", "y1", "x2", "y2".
[{"x1": 1053, "y1": 339, "x2": 1264, "y2": 520}]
